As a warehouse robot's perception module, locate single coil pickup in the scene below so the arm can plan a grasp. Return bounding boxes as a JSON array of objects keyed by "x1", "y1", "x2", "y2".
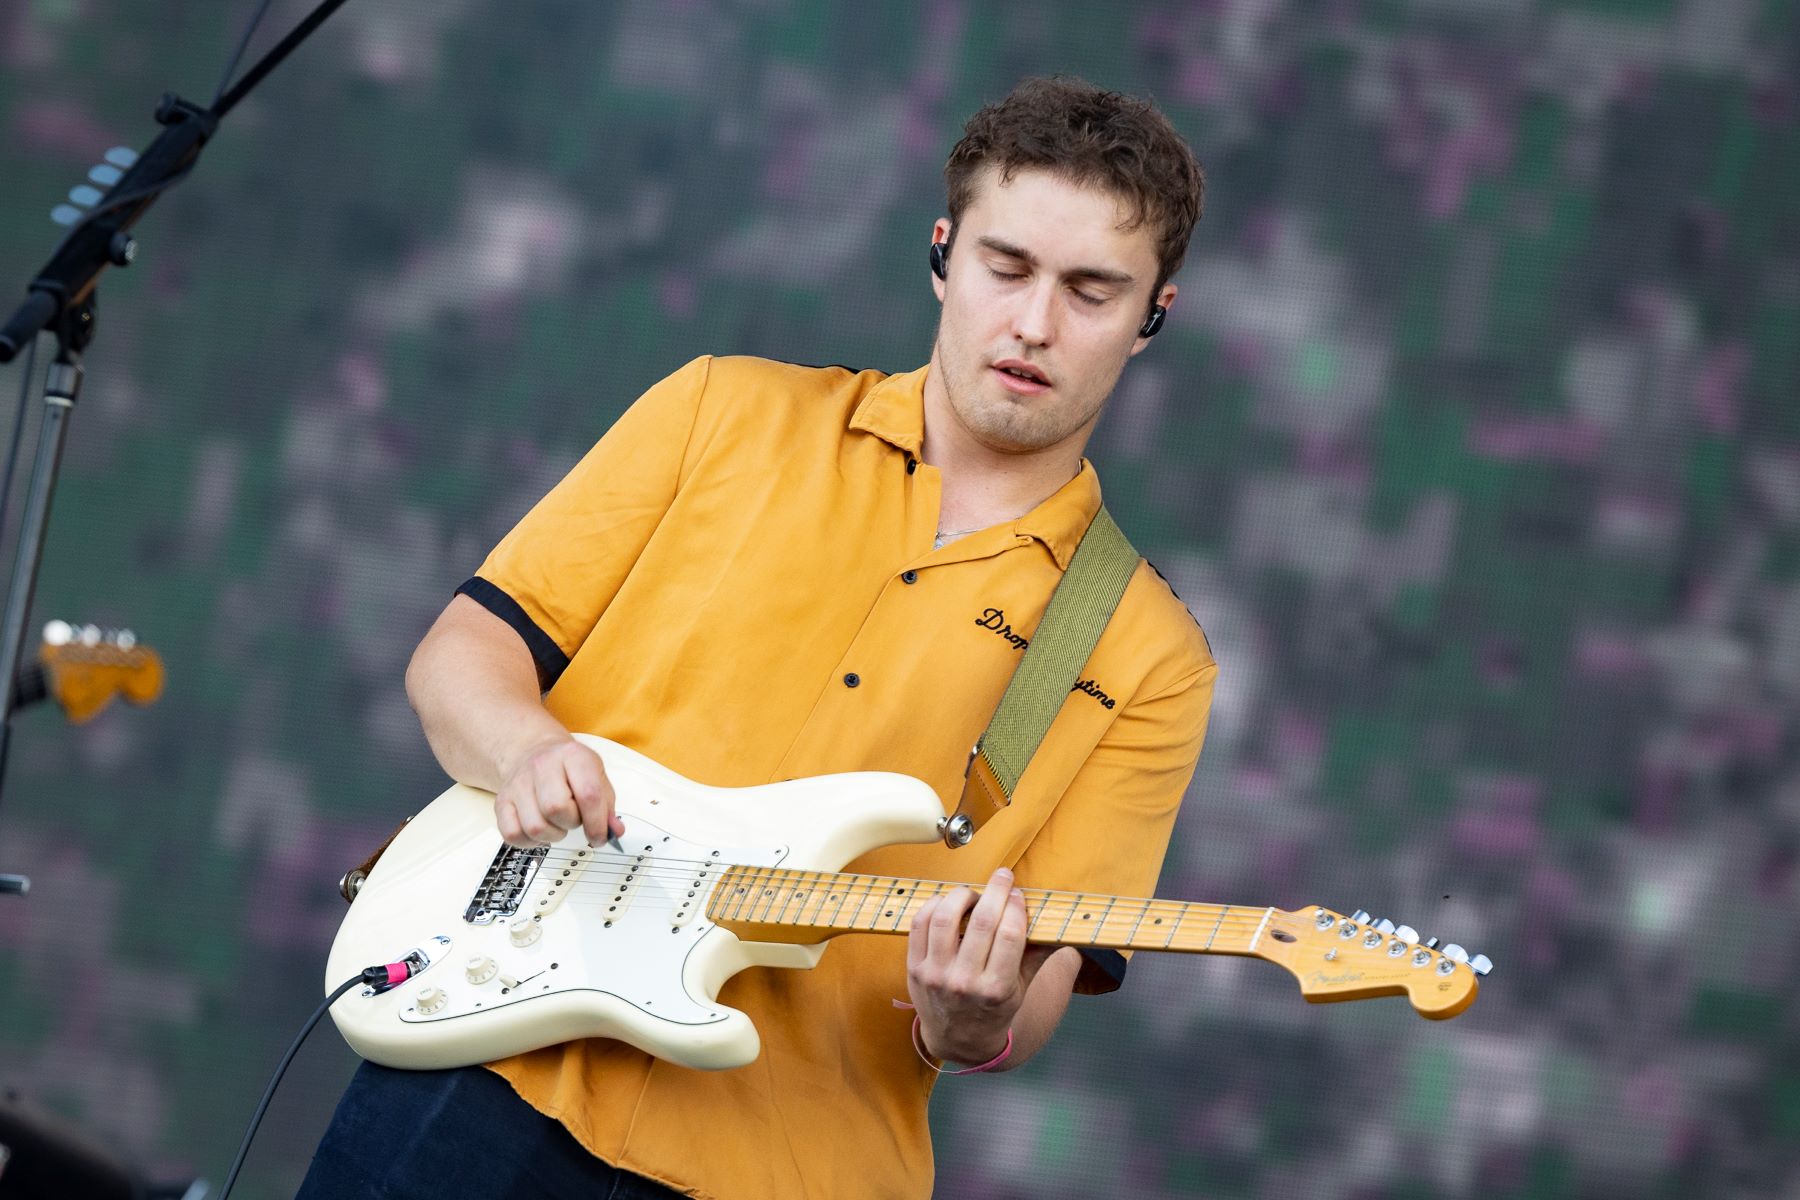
[
  {"x1": 669, "y1": 867, "x2": 716, "y2": 930},
  {"x1": 598, "y1": 857, "x2": 647, "y2": 928},
  {"x1": 533, "y1": 848, "x2": 595, "y2": 918}
]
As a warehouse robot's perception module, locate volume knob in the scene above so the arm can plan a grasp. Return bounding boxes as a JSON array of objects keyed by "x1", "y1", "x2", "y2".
[
  {"x1": 465, "y1": 955, "x2": 498, "y2": 984},
  {"x1": 509, "y1": 916, "x2": 543, "y2": 947},
  {"x1": 415, "y1": 986, "x2": 448, "y2": 1015}
]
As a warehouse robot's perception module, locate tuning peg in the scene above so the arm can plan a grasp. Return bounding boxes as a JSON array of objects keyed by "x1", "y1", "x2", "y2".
[
  {"x1": 1350, "y1": 909, "x2": 1371, "y2": 924},
  {"x1": 104, "y1": 146, "x2": 139, "y2": 169},
  {"x1": 115, "y1": 629, "x2": 137, "y2": 650},
  {"x1": 88, "y1": 164, "x2": 123, "y2": 187},
  {"x1": 1442, "y1": 944, "x2": 1469, "y2": 963},
  {"x1": 42, "y1": 619, "x2": 73, "y2": 646},
  {"x1": 78, "y1": 624, "x2": 102, "y2": 646},
  {"x1": 1394, "y1": 925, "x2": 1418, "y2": 944},
  {"x1": 1423, "y1": 936, "x2": 1440, "y2": 950},
  {"x1": 1468, "y1": 954, "x2": 1492, "y2": 976},
  {"x1": 51, "y1": 204, "x2": 83, "y2": 227},
  {"x1": 1374, "y1": 918, "x2": 1395, "y2": 934},
  {"x1": 69, "y1": 184, "x2": 104, "y2": 208}
]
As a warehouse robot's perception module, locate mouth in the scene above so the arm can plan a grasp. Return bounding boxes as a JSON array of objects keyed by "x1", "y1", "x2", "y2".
[{"x1": 991, "y1": 359, "x2": 1051, "y2": 395}]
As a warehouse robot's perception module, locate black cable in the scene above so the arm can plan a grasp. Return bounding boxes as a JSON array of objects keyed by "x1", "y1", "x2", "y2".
[
  {"x1": 213, "y1": 0, "x2": 282, "y2": 109},
  {"x1": 217, "y1": 970, "x2": 383, "y2": 1200},
  {"x1": 33, "y1": 0, "x2": 346, "y2": 265},
  {"x1": 0, "y1": 332, "x2": 38, "y2": 540},
  {"x1": 213, "y1": 0, "x2": 355, "y2": 119}
]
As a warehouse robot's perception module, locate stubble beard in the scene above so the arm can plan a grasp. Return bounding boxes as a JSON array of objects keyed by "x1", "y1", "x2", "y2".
[{"x1": 932, "y1": 325, "x2": 1116, "y2": 457}]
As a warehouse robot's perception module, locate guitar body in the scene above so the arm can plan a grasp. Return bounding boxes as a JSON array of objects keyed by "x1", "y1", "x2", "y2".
[{"x1": 326, "y1": 734, "x2": 944, "y2": 1071}]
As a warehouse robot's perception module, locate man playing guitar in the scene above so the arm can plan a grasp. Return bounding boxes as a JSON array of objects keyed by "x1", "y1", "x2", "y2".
[{"x1": 300, "y1": 75, "x2": 1213, "y2": 1200}]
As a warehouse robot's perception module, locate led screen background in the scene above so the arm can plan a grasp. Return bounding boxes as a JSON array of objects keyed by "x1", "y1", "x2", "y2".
[{"x1": 2, "y1": 2, "x2": 1798, "y2": 1197}]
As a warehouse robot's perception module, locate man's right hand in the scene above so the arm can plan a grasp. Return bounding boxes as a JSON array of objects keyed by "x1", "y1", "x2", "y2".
[{"x1": 494, "y1": 735, "x2": 625, "y2": 848}]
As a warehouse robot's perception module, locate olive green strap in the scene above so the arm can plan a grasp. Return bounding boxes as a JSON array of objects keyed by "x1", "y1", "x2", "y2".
[{"x1": 944, "y1": 505, "x2": 1139, "y2": 847}]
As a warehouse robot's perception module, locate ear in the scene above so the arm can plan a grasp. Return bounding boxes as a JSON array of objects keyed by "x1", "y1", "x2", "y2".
[
  {"x1": 930, "y1": 218, "x2": 953, "y2": 303},
  {"x1": 1130, "y1": 281, "x2": 1178, "y2": 357}
]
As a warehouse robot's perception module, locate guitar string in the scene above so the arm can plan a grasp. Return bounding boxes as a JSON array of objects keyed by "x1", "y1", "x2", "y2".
[
  {"x1": 476, "y1": 849, "x2": 1286, "y2": 928},
  {"x1": 446, "y1": 855, "x2": 1296, "y2": 937},
  {"x1": 479, "y1": 850, "x2": 1259, "y2": 920}
]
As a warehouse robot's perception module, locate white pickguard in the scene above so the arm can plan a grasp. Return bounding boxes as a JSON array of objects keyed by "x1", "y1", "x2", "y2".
[{"x1": 326, "y1": 735, "x2": 945, "y2": 1071}]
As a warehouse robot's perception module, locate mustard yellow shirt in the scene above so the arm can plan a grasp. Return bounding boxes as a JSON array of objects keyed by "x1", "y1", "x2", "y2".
[{"x1": 460, "y1": 354, "x2": 1217, "y2": 1200}]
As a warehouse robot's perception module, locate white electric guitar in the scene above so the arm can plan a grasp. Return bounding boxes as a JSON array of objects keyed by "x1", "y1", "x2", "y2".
[{"x1": 327, "y1": 735, "x2": 1488, "y2": 1071}]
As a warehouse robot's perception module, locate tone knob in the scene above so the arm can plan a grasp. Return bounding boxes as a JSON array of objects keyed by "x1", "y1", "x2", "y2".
[
  {"x1": 415, "y1": 986, "x2": 448, "y2": 1015},
  {"x1": 509, "y1": 916, "x2": 543, "y2": 947},
  {"x1": 465, "y1": 955, "x2": 498, "y2": 984}
]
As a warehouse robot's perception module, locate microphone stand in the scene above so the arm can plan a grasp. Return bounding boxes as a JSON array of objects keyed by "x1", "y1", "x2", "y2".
[{"x1": 0, "y1": 0, "x2": 355, "y2": 896}]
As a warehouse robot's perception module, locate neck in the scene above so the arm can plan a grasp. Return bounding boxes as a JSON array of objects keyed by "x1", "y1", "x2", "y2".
[
  {"x1": 707, "y1": 864, "x2": 1277, "y2": 956},
  {"x1": 921, "y1": 357, "x2": 1087, "y2": 532}
]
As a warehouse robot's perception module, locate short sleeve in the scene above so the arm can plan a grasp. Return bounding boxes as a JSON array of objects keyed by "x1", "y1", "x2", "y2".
[
  {"x1": 1012, "y1": 659, "x2": 1217, "y2": 995},
  {"x1": 459, "y1": 355, "x2": 712, "y2": 687}
]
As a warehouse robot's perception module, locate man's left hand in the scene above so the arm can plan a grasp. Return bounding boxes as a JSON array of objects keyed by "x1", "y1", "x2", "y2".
[{"x1": 905, "y1": 867, "x2": 1065, "y2": 1065}]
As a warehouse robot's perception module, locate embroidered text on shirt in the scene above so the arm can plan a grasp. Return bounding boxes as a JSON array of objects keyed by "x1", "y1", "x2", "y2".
[{"x1": 974, "y1": 607, "x2": 1029, "y2": 650}]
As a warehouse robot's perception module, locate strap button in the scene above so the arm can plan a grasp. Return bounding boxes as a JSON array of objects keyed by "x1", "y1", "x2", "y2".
[
  {"x1": 843, "y1": 672, "x2": 861, "y2": 688},
  {"x1": 901, "y1": 570, "x2": 918, "y2": 584}
]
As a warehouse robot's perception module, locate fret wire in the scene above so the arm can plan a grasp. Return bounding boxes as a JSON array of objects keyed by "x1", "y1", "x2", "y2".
[
  {"x1": 724, "y1": 864, "x2": 753, "y2": 921},
  {"x1": 747, "y1": 865, "x2": 779, "y2": 922},
  {"x1": 723, "y1": 865, "x2": 755, "y2": 921},
  {"x1": 1025, "y1": 889, "x2": 1048, "y2": 939},
  {"x1": 773, "y1": 869, "x2": 808, "y2": 927},
  {"x1": 1125, "y1": 898, "x2": 1151, "y2": 948},
  {"x1": 886, "y1": 879, "x2": 916, "y2": 931},
  {"x1": 1204, "y1": 904, "x2": 1230, "y2": 950},
  {"x1": 1055, "y1": 893, "x2": 1083, "y2": 941},
  {"x1": 1089, "y1": 896, "x2": 1115, "y2": 945},
  {"x1": 1163, "y1": 902, "x2": 1181, "y2": 949},
  {"x1": 754, "y1": 867, "x2": 787, "y2": 923},
  {"x1": 823, "y1": 879, "x2": 850, "y2": 929}
]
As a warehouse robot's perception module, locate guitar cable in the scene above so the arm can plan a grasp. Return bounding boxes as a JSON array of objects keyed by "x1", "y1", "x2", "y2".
[{"x1": 217, "y1": 962, "x2": 412, "y2": 1200}]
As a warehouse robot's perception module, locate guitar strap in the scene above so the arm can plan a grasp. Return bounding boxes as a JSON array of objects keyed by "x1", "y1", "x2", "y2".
[{"x1": 941, "y1": 504, "x2": 1140, "y2": 847}]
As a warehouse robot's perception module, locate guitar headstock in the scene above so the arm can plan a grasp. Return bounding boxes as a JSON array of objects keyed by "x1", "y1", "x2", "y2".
[
  {"x1": 39, "y1": 620, "x2": 165, "y2": 724},
  {"x1": 1254, "y1": 905, "x2": 1490, "y2": 1020}
]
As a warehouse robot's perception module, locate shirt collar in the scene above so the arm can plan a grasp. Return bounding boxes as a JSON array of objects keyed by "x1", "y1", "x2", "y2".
[
  {"x1": 848, "y1": 364, "x2": 929, "y2": 457},
  {"x1": 1015, "y1": 458, "x2": 1103, "y2": 570},
  {"x1": 850, "y1": 365, "x2": 1104, "y2": 571}
]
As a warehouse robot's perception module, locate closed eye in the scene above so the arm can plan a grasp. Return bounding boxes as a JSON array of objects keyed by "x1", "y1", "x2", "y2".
[{"x1": 987, "y1": 267, "x2": 1025, "y2": 281}]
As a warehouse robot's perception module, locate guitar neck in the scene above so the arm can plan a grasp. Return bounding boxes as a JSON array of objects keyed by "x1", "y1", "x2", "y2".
[{"x1": 707, "y1": 865, "x2": 1277, "y2": 957}]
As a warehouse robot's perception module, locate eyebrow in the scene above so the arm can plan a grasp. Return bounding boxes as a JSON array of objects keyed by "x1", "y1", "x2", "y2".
[{"x1": 974, "y1": 235, "x2": 1137, "y2": 287}]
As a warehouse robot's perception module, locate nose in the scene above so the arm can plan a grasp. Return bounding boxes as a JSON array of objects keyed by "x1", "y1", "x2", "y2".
[{"x1": 1011, "y1": 279, "x2": 1056, "y2": 347}]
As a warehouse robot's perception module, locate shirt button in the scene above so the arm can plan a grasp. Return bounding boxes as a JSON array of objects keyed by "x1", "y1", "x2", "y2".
[
  {"x1": 843, "y1": 672, "x2": 861, "y2": 688},
  {"x1": 901, "y1": 570, "x2": 918, "y2": 584}
]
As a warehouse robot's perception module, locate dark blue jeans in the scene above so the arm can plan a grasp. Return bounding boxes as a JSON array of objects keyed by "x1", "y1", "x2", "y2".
[{"x1": 297, "y1": 1061, "x2": 689, "y2": 1199}]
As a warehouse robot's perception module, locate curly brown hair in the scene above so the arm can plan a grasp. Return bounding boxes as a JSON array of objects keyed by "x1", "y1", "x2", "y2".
[{"x1": 943, "y1": 76, "x2": 1205, "y2": 305}]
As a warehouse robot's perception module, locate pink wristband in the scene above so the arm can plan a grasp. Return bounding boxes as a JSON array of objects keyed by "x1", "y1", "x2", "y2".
[{"x1": 910, "y1": 1014, "x2": 1013, "y2": 1075}]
